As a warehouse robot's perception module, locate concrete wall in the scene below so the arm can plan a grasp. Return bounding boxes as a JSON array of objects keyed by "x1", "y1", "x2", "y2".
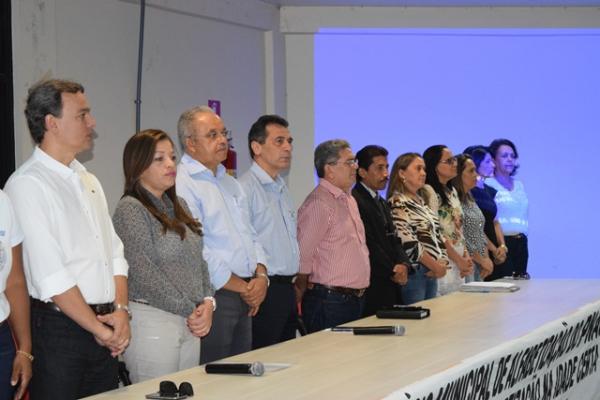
[{"x1": 11, "y1": 0, "x2": 286, "y2": 210}]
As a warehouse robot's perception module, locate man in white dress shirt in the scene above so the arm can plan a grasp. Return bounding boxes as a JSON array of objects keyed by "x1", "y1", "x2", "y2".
[{"x1": 4, "y1": 79, "x2": 130, "y2": 399}]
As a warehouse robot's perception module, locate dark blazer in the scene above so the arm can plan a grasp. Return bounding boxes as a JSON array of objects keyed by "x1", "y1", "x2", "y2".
[{"x1": 351, "y1": 182, "x2": 410, "y2": 280}]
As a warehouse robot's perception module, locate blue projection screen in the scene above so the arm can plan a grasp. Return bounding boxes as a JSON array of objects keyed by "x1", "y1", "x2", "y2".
[{"x1": 314, "y1": 28, "x2": 600, "y2": 278}]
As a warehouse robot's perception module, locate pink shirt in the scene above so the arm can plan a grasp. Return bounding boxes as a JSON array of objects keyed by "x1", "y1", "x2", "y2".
[{"x1": 297, "y1": 179, "x2": 370, "y2": 289}]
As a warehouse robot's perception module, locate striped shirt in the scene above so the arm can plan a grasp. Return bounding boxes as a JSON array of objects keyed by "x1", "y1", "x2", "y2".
[
  {"x1": 297, "y1": 179, "x2": 370, "y2": 289},
  {"x1": 389, "y1": 191, "x2": 448, "y2": 264}
]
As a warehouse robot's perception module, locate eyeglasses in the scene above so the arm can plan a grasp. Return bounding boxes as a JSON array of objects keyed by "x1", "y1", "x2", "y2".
[
  {"x1": 203, "y1": 129, "x2": 230, "y2": 140},
  {"x1": 439, "y1": 157, "x2": 457, "y2": 165},
  {"x1": 189, "y1": 129, "x2": 230, "y2": 142},
  {"x1": 329, "y1": 158, "x2": 358, "y2": 167}
]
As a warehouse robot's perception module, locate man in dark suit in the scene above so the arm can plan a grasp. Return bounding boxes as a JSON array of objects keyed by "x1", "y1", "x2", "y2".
[{"x1": 352, "y1": 145, "x2": 411, "y2": 316}]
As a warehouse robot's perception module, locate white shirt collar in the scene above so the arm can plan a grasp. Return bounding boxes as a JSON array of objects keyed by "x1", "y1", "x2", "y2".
[
  {"x1": 360, "y1": 181, "x2": 378, "y2": 199},
  {"x1": 33, "y1": 146, "x2": 86, "y2": 179}
]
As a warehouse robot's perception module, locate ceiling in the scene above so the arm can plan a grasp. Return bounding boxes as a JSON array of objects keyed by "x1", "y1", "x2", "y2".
[{"x1": 260, "y1": 0, "x2": 600, "y2": 6}]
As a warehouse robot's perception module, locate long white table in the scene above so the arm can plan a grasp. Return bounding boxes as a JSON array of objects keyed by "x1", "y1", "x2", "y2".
[{"x1": 85, "y1": 279, "x2": 600, "y2": 399}]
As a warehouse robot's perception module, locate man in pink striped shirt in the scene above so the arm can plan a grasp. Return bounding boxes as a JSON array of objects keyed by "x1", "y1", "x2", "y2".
[{"x1": 295, "y1": 139, "x2": 370, "y2": 333}]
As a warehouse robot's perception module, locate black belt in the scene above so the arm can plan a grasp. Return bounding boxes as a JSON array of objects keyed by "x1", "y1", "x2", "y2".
[
  {"x1": 270, "y1": 275, "x2": 296, "y2": 284},
  {"x1": 242, "y1": 275, "x2": 295, "y2": 284},
  {"x1": 31, "y1": 298, "x2": 114, "y2": 316},
  {"x1": 312, "y1": 283, "x2": 366, "y2": 298}
]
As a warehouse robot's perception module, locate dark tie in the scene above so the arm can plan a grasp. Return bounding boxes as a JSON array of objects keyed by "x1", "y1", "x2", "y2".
[
  {"x1": 376, "y1": 195, "x2": 394, "y2": 235},
  {"x1": 374, "y1": 195, "x2": 387, "y2": 220}
]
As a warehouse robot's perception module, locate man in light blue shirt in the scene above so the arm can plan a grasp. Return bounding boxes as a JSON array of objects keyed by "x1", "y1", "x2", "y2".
[
  {"x1": 239, "y1": 115, "x2": 300, "y2": 349},
  {"x1": 176, "y1": 106, "x2": 269, "y2": 364}
]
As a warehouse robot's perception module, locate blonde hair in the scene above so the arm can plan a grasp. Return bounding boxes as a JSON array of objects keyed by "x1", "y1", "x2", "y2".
[{"x1": 387, "y1": 152, "x2": 422, "y2": 200}]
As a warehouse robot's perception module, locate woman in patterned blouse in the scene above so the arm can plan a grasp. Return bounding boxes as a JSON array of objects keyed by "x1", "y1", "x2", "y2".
[
  {"x1": 113, "y1": 130, "x2": 215, "y2": 383},
  {"x1": 422, "y1": 145, "x2": 473, "y2": 296},
  {"x1": 452, "y1": 154, "x2": 494, "y2": 281},
  {"x1": 387, "y1": 153, "x2": 449, "y2": 305},
  {"x1": 463, "y1": 146, "x2": 508, "y2": 280}
]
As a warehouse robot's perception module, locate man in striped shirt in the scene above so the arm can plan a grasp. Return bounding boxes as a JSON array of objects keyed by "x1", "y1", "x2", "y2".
[{"x1": 295, "y1": 139, "x2": 370, "y2": 333}]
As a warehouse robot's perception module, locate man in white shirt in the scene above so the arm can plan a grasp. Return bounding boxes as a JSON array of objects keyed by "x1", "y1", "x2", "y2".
[
  {"x1": 4, "y1": 79, "x2": 130, "y2": 399},
  {"x1": 176, "y1": 106, "x2": 268, "y2": 364},
  {"x1": 239, "y1": 115, "x2": 300, "y2": 349}
]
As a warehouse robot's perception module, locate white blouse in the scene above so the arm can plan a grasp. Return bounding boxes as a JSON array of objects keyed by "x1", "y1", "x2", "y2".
[{"x1": 487, "y1": 178, "x2": 529, "y2": 236}]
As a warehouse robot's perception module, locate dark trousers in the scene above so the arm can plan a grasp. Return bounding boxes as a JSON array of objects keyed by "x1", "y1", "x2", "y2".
[
  {"x1": 504, "y1": 234, "x2": 529, "y2": 275},
  {"x1": 252, "y1": 281, "x2": 298, "y2": 350},
  {"x1": 29, "y1": 307, "x2": 118, "y2": 400},
  {"x1": 485, "y1": 256, "x2": 509, "y2": 281},
  {"x1": 0, "y1": 321, "x2": 16, "y2": 400},
  {"x1": 362, "y1": 276, "x2": 402, "y2": 317},
  {"x1": 301, "y1": 286, "x2": 364, "y2": 334},
  {"x1": 486, "y1": 234, "x2": 529, "y2": 280},
  {"x1": 200, "y1": 289, "x2": 251, "y2": 365}
]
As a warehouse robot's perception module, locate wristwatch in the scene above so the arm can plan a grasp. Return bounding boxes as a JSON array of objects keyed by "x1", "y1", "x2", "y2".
[
  {"x1": 203, "y1": 296, "x2": 217, "y2": 311},
  {"x1": 114, "y1": 303, "x2": 132, "y2": 320},
  {"x1": 255, "y1": 272, "x2": 270, "y2": 287}
]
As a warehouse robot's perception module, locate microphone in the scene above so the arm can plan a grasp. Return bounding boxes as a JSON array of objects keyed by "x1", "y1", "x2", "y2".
[
  {"x1": 331, "y1": 325, "x2": 405, "y2": 336},
  {"x1": 205, "y1": 362, "x2": 265, "y2": 376}
]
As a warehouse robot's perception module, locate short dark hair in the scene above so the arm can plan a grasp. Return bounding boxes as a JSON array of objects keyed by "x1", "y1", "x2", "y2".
[
  {"x1": 463, "y1": 145, "x2": 491, "y2": 173},
  {"x1": 355, "y1": 145, "x2": 388, "y2": 182},
  {"x1": 247, "y1": 115, "x2": 289, "y2": 159},
  {"x1": 489, "y1": 138, "x2": 520, "y2": 176},
  {"x1": 25, "y1": 79, "x2": 85, "y2": 144}
]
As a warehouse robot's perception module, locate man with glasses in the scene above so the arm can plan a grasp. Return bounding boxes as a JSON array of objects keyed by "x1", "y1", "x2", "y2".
[
  {"x1": 295, "y1": 139, "x2": 370, "y2": 333},
  {"x1": 176, "y1": 106, "x2": 268, "y2": 364}
]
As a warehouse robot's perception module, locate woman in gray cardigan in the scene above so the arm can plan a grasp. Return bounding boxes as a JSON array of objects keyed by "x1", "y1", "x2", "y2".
[{"x1": 113, "y1": 129, "x2": 214, "y2": 383}]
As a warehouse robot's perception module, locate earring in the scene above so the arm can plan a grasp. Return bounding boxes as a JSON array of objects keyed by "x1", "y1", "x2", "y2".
[{"x1": 400, "y1": 176, "x2": 406, "y2": 183}]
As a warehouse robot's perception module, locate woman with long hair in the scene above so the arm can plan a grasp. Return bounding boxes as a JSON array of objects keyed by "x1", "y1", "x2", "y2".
[
  {"x1": 387, "y1": 153, "x2": 448, "y2": 304},
  {"x1": 487, "y1": 139, "x2": 529, "y2": 279},
  {"x1": 452, "y1": 154, "x2": 494, "y2": 281},
  {"x1": 422, "y1": 145, "x2": 473, "y2": 295},
  {"x1": 113, "y1": 130, "x2": 214, "y2": 383},
  {"x1": 463, "y1": 146, "x2": 508, "y2": 280}
]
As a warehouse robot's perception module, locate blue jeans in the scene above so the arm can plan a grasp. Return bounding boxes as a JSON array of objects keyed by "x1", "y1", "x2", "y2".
[
  {"x1": 302, "y1": 285, "x2": 364, "y2": 333},
  {"x1": 465, "y1": 263, "x2": 481, "y2": 283},
  {"x1": 0, "y1": 321, "x2": 16, "y2": 400},
  {"x1": 401, "y1": 264, "x2": 438, "y2": 305}
]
